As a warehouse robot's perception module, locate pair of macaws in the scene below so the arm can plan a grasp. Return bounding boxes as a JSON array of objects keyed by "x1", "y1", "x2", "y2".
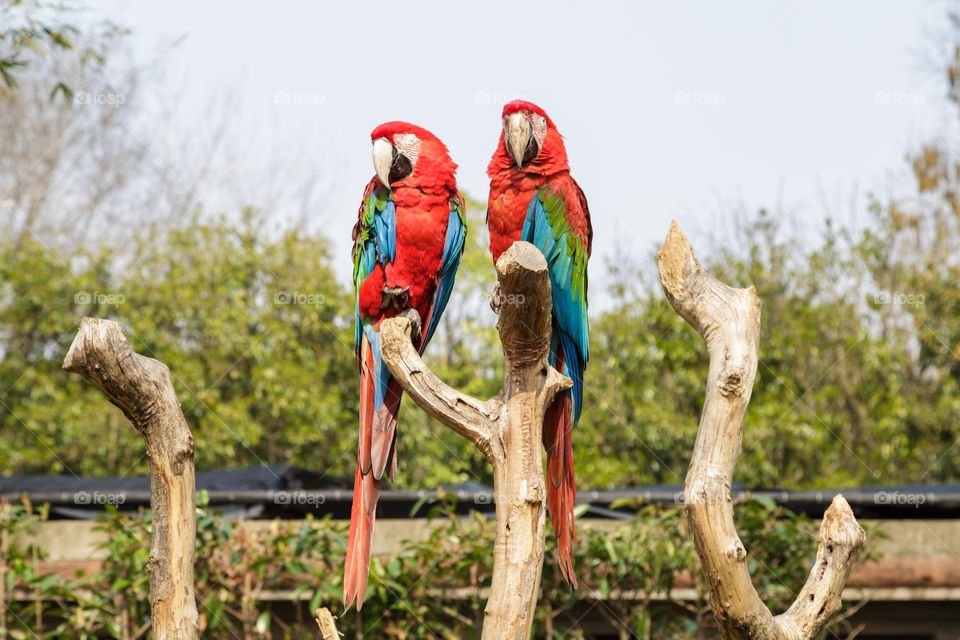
[{"x1": 345, "y1": 100, "x2": 593, "y2": 610}]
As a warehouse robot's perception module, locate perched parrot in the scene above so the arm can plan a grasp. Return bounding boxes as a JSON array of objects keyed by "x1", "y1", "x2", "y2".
[
  {"x1": 345, "y1": 122, "x2": 467, "y2": 610},
  {"x1": 486, "y1": 100, "x2": 592, "y2": 587}
]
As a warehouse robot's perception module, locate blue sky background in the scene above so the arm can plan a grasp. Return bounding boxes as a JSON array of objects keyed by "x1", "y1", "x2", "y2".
[{"x1": 94, "y1": 0, "x2": 952, "y2": 294}]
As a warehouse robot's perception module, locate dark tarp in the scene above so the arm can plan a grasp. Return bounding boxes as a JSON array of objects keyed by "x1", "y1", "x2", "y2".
[{"x1": 2, "y1": 466, "x2": 958, "y2": 520}]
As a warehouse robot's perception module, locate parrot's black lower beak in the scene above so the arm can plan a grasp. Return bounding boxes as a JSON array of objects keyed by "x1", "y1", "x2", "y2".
[{"x1": 381, "y1": 286, "x2": 410, "y2": 311}]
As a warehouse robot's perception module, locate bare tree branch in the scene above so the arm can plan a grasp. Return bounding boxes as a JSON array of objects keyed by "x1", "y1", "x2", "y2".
[
  {"x1": 63, "y1": 317, "x2": 198, "y2": 640},
  {"x1": 379, "y1": 318, "x2": 499, "y2": 458},
  {"x1": 315, "y1": 607, "x2": 340, "y2": 639},
  {"x1": 657, "y1": 221, "x2": 865, "y2": 640},
  {"x1": 380, "y1": 241, "x2": 570, "y2": 640}
]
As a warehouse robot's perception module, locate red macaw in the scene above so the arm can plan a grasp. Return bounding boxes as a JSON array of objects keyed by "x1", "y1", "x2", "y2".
[
  {"x1": 486, "y1": 100, "x2": 591, "y2": 587},
  {"x1": 345, "y1": 122, "x2": 467, "y2": 610}
]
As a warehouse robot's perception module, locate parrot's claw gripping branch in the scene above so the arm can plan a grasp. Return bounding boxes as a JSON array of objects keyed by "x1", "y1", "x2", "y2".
[
  {"x1": 397, "y1": 308, "x2": 423, "y2": 343},
  {"x1": 380, "y1": 241, "x2": 571, "y2": 640},
  {"x1": 63, "y1": 318, "x2": 199, "y2": 640},
  {"x1": 657, "y1": 222, "x2": 865, "y2": 640}
]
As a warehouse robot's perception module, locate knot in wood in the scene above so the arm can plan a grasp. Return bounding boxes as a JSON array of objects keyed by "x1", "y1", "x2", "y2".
[
  {"x1": 719, "y1": 367, "x2": 746, "y2": 397},
  {"x1": 171, "y1": 436, "x2": 195, "y2": 474},
  {"x1": 516, "y1": 478, "x2": 544, "y2": 504},
  {"x1": 726, "y1": 542, "x2": 747, "y2": 562}
]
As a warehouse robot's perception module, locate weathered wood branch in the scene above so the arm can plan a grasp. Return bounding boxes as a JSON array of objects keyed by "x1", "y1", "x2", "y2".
[
  {"x1": 381, "y1": 241, "x2": 570, "y2": 640},
  {"x1": 657, "y1": 221, "x2": 865, "y2": 640},
  {"x1": 315, "y1": 607, "x2": 340, "y2": 639},
  {"x1": 63, "y1": 318, "x2": 199, "y2": 640},
  {"x1": 379, "y1": 319, "x2": 500, "y2": 459}
]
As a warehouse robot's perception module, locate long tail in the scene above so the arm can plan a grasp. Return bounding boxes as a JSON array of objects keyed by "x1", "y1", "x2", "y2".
[
  {"x1": 343, "y1": 463, "x2": 380, "y2": 610},
  {"x1": 344, "y1": 334, "x2": 403, "y2": 610},
  {"x1": 544, "y1": 344, "x2": 578, "y2": 588}
]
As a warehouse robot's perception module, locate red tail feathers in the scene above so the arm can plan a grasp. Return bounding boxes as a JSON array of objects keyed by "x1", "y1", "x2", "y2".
[
  {"x1": 343, "y1": 464, "x2": 380, "y2": 610},
  {"x1": 344, "y1": 338, "x2": 403, "y2": 610},
  {"x1": 544, "y1": 390, "x2": 578, "y2": 588},
  {"x1": 370, "y1": 379, "x2": 403, "y2": 482}
]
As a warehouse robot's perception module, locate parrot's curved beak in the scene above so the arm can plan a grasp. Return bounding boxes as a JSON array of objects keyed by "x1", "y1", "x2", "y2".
[
  {"x1": 372, "y1": 137, "x2": 394, "y2": 188},
  {"x1": 505, "y1": 112, "x2": 531, "y2": 168}
]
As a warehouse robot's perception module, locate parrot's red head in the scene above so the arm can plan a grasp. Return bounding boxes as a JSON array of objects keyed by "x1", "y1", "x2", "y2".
[
  {"x1": 370, "y1": 121, "x2": 457, "y2": 194},
  {"x1": 487, "y1": 100, "x2": 569, "y2": 180}
]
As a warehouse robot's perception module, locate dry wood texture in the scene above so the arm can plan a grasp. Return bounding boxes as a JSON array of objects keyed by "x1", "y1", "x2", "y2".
[
  {"x1": 64, "y1": 318, "x2": 199, "y2": 640},
  {"x1": 315, "y1": 607, "x2": 339, "y2": 639},
  {"x1": 657, "y1": 221, "x2": 866, "y2": 640}
]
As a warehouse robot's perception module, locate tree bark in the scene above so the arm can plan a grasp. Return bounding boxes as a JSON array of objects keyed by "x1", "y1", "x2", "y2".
[
  {"x1": 380, "y1": 241, "x2": 570, "y2": 640},
  {"x1": 63, "y1": 318, "x2": 199, "y2": 640},
  {"x1": 657, "y1": 221, "x2": 865, "y2": 640},
  {"x1": 315, "y1": 607, "x2": 339, "y2": 639}
]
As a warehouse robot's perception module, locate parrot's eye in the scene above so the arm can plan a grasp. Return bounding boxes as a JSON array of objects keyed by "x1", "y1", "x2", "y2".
[{"x1": 389, "y1": 147, "x2": 413, "y2": 183}]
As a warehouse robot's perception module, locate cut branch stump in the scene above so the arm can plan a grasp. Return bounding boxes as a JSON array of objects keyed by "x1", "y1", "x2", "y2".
[{"x1": 64, "y1": 318, "x2": 199, "y2": 640}]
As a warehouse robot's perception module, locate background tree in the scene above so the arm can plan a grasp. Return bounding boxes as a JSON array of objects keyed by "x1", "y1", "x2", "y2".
[{"x1": 2, "y1": 2, "x2": 960, "y2": 492}]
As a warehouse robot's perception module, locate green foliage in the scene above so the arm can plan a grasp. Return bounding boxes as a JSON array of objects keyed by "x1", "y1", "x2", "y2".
[
  {"x1": 0, "y1": 238, "x2": 117, "y2": 475},
  {"x1": 1, "y1": 497, "x2": 868, "y2": 639},
  {"x1": 3, "y1": 176, "x2": 960, "y2": 489},
  {"x1": 117, "y1": 211, "x2": 357, "y2": 472},
  {"x1": 0, "y1": 212, "x2": 357, "y2": 478},
  {"x1": 574, "y1": 202, "x2": 956, "y2": 488},
  {"x1": 0, "y1": 499, "x2": 82, "y2": 639}
]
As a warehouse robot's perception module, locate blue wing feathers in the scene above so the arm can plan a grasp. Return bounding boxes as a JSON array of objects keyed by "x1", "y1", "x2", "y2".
[
  {"x1": 522, "y1": 193, "x2": 589, "y2": 424},
  {"x1": 361, "y1": 326, "x2": 391, "y2": 409},
  {"x1": 423, "y1": 204, "x2": 467, "y2": 347},
  {"x1": 355, "y1": 187, "x2": 400, "y2": 411},
  {"x1": 374, "y1": 199, "x2": 396, "y2": 264}
]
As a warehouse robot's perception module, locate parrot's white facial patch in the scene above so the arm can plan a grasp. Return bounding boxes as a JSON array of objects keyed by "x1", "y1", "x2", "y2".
[
  {"x1": 501, "y1": 112, "x2": 548, "y2": 147},
  {"x1": 393, "y1": 133, "x2": 421, "y2": 168},
  {"x1": 530, "y1": 113, "x2": 547, "y2": 149},
  {"x1": 503, "y1": 111, "x2": 548, "y2": 168}
]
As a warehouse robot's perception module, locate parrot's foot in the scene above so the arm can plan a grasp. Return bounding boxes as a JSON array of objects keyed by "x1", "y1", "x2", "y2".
[
  {"x1": 489, "y1": 284, "x2": 502, "y2": 315},
  {"x1": 381, "y1": 286, "x2": 409, "y2": 311},
  {"x1": 399, "y1": 308, "x2": 422, "y2": 342}
]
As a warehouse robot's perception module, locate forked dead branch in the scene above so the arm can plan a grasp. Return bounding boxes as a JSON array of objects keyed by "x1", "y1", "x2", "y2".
[{"x1": 657, "y1": 221, "x2": 866, "y2": 640}]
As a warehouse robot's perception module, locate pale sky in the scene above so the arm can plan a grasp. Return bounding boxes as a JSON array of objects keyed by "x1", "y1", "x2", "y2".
[{"x1": 93, "y1": 0, "x2": 950, "y2": 295}]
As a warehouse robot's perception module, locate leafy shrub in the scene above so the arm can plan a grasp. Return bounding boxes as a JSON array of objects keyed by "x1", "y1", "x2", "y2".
[{"x1": 0, "y1": 495, "x2": 874, "y2": 639}]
